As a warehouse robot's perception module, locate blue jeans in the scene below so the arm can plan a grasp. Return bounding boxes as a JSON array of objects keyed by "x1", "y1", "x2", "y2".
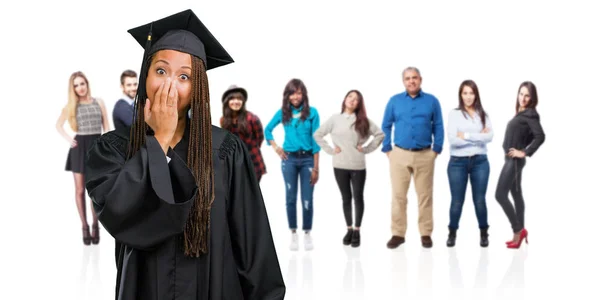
[
  {"x1": 281, "y1": 153, "x2": 314, "y2": 231},
  {"x1": 447, "y1": 154, "x2": 490, "y2": 230}
]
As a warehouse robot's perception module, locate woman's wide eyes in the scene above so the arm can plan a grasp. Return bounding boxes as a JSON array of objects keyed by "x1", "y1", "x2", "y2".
[{"x1": 156, "y1": 68, "x2": 189, "y2": 80}]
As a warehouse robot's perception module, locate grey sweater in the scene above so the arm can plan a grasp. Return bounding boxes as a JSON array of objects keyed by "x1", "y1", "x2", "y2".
[{"x1": 313, "y1": 112, "x2": 385, "y2": 170}]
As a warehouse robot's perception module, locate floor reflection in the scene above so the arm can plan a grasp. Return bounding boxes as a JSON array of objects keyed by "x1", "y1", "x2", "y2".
[
  {"x1": 390, "y1": 246, "x2": 408, "y2": 294},
  {"x1": 447, "y1": 247, "x2": 490, "y2": 300},
  {"x1": 417, "y1": 248, "x2": 434, "y2": 300},
  {"x1": 495, "y1": 249, "x2": 527, "y2": 300},
  {"x1": 285, "y1": 252, "x2": 313, "y2": 299},
  {"x1": 343, "y1": 247, "x2": 364, "y2": 298},
  {"x1": 474, "y1": 248, "x2": 489, "y2": 290},
  {"x1": 76, "y1": 246, "x2": 103, "y2": 299}
]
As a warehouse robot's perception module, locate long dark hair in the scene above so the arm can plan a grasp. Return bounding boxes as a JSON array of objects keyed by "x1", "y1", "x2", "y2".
[
  {"x1": 515, "y1": 81, "x2": 538, "y2": 115},
  {"x1": 281, "y1": 78, "x2": 310, "y2": 124},
  {"x1": 221, "y1": 91, "x2": 249, "y2": 135},
  {"x1": 458, "y1": 80, "x2": 487, "y2": 127},
  {"x1": 341, "y1": 90, "x2": 369, "y2": 139},
  {"x1": 129, "y1": 53, "x2": 214, "y2": 258}
]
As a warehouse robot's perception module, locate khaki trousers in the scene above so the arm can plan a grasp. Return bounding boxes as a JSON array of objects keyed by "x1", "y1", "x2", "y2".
[{"x1": 389, "y1": 146, "x2": 437, "y2": 237}]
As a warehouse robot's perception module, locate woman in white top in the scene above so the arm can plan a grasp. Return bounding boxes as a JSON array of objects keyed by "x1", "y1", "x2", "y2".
[
  {"x1": 445, "y1": 80, "x2": 493, "y2": 248},
  {"x1": 313, "y1": 90, "x2": 384, "y2": 247}
]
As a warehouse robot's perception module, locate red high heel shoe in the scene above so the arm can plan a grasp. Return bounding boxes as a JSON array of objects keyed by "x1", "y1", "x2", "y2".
[{"x1": 507, "y1": 228, "x2": 528, "y2": 249}]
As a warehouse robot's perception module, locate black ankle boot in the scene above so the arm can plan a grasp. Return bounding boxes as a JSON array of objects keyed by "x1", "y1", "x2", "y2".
[
  {"x1": 446, "y1": 229, "x2": 457, "y2": 247},
  {"x1": 351, "y1": 230, "x2": 360, "y2": 247},
  {"x1": 343, "y1": 229, "x2": 353, "y2": 245},
  {"x1": 480, "y1": 227, "x2": 489, "y2": 247}
]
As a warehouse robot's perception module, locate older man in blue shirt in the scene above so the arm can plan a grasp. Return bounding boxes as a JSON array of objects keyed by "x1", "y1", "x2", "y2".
[{"x1": 382, "y1": 67, "x2": 444, "y2": 249}]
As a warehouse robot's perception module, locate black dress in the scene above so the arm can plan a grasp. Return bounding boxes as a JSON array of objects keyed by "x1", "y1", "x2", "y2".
[
  {"x1": 65, "y1": 98, "x2": 103, "y2": 174},
  {"x1": 84, "y1": 121, "x2": 285, "y2": 300}
]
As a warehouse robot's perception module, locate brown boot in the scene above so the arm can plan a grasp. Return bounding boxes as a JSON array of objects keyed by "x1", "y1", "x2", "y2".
[
  {"x1": 421, "y1": 236, "x2": 433, "y2": 248},
  {"x1": 387, "y1": 236, "x2": 405, "y2": 249}
]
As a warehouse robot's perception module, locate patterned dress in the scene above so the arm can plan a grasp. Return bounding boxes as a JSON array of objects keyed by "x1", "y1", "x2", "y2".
[{"x1": 65, "y1": 98, "x2": 103, "y2": 174}]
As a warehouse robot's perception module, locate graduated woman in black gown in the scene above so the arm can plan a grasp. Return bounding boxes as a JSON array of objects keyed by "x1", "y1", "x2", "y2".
[{"x1": 84, "y1": 9, "x2": 285, "y2": 299}]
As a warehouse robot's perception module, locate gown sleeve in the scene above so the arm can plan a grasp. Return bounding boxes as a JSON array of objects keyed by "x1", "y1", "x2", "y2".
[
  {"x1": 84, "y1": 131, "x2": 198, "y2": 251},
  {"x1": 224, "y1": 134, "x2": 286, "y2": 299}
]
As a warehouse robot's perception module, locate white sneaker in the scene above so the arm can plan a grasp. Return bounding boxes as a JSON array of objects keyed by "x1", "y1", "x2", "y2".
[
  {"x1": 290, "y1": 232, "x2": 299, "y2": 251},
  {"x1": 304, "y1": 232, "x2": 314, "y2": 251}
]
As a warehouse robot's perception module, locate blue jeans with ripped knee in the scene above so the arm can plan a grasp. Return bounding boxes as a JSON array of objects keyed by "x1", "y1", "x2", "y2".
[{"x1": 281, "y1": 153, "x2": 314, "y2": 231}]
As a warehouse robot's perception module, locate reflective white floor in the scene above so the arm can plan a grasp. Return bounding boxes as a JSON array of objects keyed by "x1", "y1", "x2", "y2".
[
  {"x1": 3, "y1": 150, "x2": 597, "y2": 299},
  {"x1": 6, "y1": 225, "x2": 592, "y2": 300}
]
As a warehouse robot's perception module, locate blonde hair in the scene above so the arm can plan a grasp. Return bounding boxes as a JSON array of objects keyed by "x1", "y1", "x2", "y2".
[{"x1": 67, "y1": 71, "x2": 91, "y2": 132}]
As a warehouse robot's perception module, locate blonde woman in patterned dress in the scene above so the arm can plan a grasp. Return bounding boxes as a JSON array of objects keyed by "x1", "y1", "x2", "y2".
[{"x1": 56, "y1": 71, "x2": 110, "y2": 245}]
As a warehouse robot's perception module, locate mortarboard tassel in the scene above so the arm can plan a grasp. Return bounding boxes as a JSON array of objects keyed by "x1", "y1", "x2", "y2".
[
  {"x1": 128, "y1": 24, "x2": 154, "y2": 158},
  {"x1": 134, "y1": 24, "x2": 153, "y2": 113}
]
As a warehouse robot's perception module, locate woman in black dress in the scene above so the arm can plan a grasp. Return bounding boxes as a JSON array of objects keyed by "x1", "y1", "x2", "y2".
[
  {"x1": 84, "y1": 9, "x2": 285, "y2": 299},
  {"x1": 495, "y1": 81, "x2": 545, "y2": 249},
  {"x1": 56, "y1": 71, "x2": 110, "y2": 245}
]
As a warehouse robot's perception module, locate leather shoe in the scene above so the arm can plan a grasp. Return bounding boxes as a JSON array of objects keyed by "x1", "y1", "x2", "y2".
[
  {"x1": 421, "y1": 236, "x2": 433, "y2": 248},
  {"x1": 387, "y1": 236, "x2": 405, "y2": 249}
]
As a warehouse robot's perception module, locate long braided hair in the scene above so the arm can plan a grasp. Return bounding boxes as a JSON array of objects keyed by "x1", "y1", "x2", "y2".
[{"x1": 128, "y1": 53, "x2": 214, "y2": 257}]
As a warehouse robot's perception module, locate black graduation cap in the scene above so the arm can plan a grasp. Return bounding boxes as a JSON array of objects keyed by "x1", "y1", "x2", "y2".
[{"x1": 127, "y1": 9, "x2": 234, "y2": 70}]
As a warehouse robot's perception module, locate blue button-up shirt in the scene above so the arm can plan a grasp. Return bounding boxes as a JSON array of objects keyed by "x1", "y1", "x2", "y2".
[{"x1": 381, "y1": 90, "x2": 444, "y2": 153}]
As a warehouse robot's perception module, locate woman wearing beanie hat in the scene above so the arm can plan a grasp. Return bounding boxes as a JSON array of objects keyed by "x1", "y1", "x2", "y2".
[{"x1": 220, "y1": 85, "x2": 267, "y2": 182}]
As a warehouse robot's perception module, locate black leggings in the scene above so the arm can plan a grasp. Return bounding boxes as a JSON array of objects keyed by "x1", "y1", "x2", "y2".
[
  {"x1": 333, "y1": 168, "x2": 366, "y2": 227},
  {"x1": 495, "y1": 157, "x2": 526, "y2": 233}
]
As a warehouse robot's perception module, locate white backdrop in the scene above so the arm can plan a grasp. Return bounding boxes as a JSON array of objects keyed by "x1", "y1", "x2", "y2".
[{"x1": 1, "y1": 0, "x2": 598, "y2": 299}]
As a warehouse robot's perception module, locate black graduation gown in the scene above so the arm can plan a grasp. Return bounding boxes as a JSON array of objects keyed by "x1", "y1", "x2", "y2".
[{"x1": 84, "y1": 122, "x2": 286, "y2": 300}]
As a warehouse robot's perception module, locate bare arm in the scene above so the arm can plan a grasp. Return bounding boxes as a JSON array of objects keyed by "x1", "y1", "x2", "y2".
[
  {"x1": 56, "y1": 106, "x2": 75, "y2": 146},
  {"x1": 97, "y1": 98, "x2": 111, "y2": 133},
  {"x1": 310, "y1": 152, "x2": 320, "y2": 185}
]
